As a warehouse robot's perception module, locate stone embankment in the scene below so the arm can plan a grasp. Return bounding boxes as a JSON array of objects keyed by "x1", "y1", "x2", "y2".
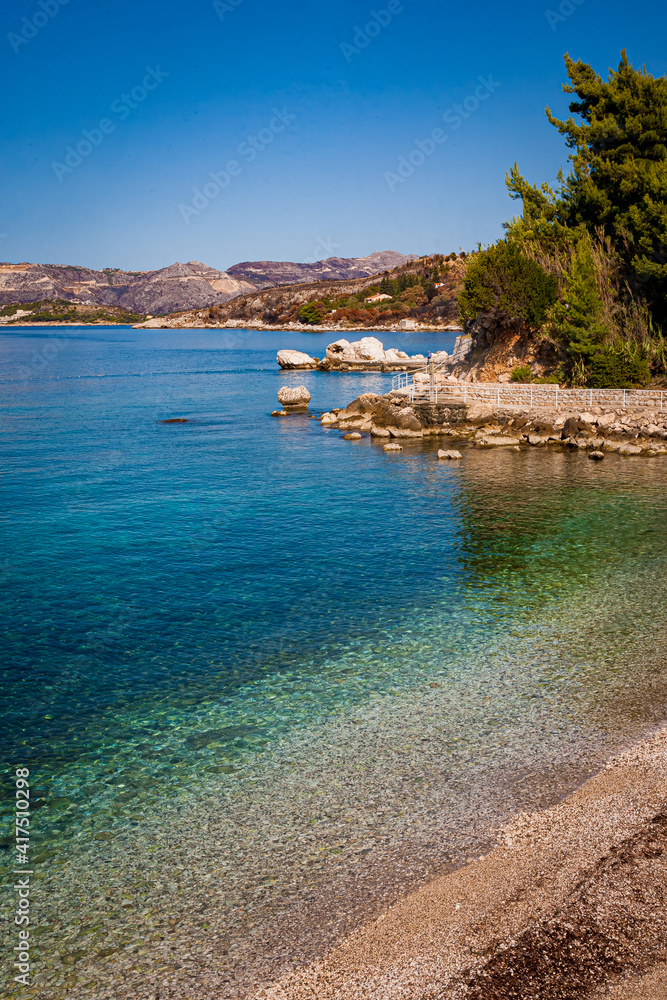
[{"x1": 317, "y1": 392, "x2": 667, "y2": 455}]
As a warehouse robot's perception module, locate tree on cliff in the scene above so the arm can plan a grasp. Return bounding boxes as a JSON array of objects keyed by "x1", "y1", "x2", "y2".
[
  {"x1": 508, "y1": 51, "x2": 667, "y2": 324},
  {"x1": 458, "y1": 241, "x2": 557, "y2": 329}
]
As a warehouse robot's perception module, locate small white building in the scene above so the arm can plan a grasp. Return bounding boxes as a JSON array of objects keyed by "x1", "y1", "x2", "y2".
[
  {"x1": 398, "y1": 319, "x2": 417, "y2": 330},
  {"x1": 365, "y1": 293, "x2": 392, "y2": 304}
]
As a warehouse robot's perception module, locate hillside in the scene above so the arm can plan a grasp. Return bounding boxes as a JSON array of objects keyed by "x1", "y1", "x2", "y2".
[
  {"x1": 226, "y1": 251, "x2": 418, "y2": 288},
  {"x1": 0, "y1": 260, "x2": 255, "y2": 317},
  {"x1": 135, "y1": 254, "x2": 467, "y2": 330},
  {"x1": 0, "y1": 252, "x2": 419, "y2": 320}
]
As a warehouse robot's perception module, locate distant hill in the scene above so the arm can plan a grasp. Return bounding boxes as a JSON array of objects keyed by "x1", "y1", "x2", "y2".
[
  {"x1": 226, "y1": 251, "x2": 419, "y2": 288},
  {"x1": 0, "y1": 260, "x2": 255, "y2": 317},
  {"x1": 0, "y1": 251, "x2": 419, "y2": 318},
  {"x1": 136, "y1": 253, "x2": 467, "y2": 330}
]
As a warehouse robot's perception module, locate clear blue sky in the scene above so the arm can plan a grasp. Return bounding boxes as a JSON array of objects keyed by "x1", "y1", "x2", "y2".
[{"x1": 0, "y1": 0, "x2": 664, "y2": 271}]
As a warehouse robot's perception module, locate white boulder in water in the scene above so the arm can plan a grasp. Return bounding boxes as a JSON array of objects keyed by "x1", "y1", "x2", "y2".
[
  {"x1": 324, "y1": 338, "x2": 419, "y2": 364},
  {"x1": 352, "y1": 336, "x2": 386, "y2": 361},
  {"x1": 277, "y1": 350, "x2": 317, "y2": 369},
  {"x1": 277, "y1": 385, "x2": 311, "y2": 407}
]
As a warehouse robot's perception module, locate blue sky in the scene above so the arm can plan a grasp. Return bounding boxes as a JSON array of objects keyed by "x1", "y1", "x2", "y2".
[{"x1": 0, "y1": 0, "x2": 664, "y2": 271}]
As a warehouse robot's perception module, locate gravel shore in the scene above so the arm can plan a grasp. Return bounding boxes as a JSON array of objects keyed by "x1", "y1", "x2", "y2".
[{"x1": 254, "y1": 725, "x2": 667, "y2": 1000}]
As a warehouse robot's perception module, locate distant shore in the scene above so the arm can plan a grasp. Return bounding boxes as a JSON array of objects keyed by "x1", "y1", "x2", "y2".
[
  {"x1": 0, "y1": 320, "x2": 136, "y2": 328},
  {"x1": 0, "y1": 318, "x2": 461, "y2": 333},
  {"x1": 132, "y1": 316, "x2": 463, "y2": 333}
]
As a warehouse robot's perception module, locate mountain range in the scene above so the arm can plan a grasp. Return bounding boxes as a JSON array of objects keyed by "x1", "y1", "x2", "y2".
[
  {"x1": 0, "y1": 251, "x2": 418, "y2": 317},
  {"x1": 226, "y1": 250, "x2": 418, "y2": 288}
]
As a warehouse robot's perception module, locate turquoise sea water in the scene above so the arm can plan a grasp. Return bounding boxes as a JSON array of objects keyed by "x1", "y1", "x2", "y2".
[{"x1": 2, "y1": 326, "x2": 667, "y2": 999}]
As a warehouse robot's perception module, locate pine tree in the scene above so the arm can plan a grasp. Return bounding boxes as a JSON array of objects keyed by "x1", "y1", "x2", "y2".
[
  {"x1": 508, "y1": 51, "x2": 667, "y2": 325},
  {"x1": 550, "y1": 237, "x2": 608, "y2": 364}
]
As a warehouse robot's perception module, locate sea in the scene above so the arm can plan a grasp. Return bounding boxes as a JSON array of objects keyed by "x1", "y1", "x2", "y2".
[{"x1": 2, "y1": 325, "x2": 667, "y2": 999}]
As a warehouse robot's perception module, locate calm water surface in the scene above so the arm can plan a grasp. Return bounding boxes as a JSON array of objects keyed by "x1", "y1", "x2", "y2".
[{"x1": 1, "y1": 326, "x2": 666, "y2": 998}]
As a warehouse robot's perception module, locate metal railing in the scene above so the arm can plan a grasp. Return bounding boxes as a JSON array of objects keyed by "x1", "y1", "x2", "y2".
[{"x1": 391, "y1": 373, "x2": 665, "y2": 410}]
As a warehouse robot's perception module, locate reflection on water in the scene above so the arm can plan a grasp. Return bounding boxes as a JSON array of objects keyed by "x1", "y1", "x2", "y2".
[{"x1": 1, "y1": 327, "x2": 666, "y2": 998}]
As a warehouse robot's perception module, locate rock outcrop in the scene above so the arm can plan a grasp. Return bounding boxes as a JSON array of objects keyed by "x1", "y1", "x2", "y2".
[
  {"x1": 326, "y1": 337, "x2": 393, "y2": 363},
  {"x1": 277, "y1": 338, "x2": 446, "y2": 373},
  {"x1": 276, "y1": 350, "x2": 318, "y2": 370},
  {"x1": 277, "y1": 386, "x2": 311, "y2": 408}
]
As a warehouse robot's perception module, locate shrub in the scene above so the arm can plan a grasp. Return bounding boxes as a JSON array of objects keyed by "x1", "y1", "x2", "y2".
[
  {"x1": 588, "y1": 347, "x2": 651, "y2": 389},
  {"x1": 510, "y1": 365, "x2": 533, "y2": 383},
  {"x1": 458, "y1": 241, "x2": 558, "y2": 327},
  {"x1": 297, "y1": 302, "x2": 323, "y2": 325}
]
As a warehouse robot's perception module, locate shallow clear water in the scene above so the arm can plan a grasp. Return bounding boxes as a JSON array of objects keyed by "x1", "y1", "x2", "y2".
[{"x1": 1, "y1": 326, "x2": 667, "y2": 999}]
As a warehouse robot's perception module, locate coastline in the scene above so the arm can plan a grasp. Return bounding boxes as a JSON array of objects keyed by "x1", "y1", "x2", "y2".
[
  {"x1": 5, "y1": 330, "x2": 667, "y2": 1000},
  {"x1": 131, "y1": 317, "x2": 462, "y2": 333},
  {"x1": 254, "y1": 724, "x2": 667, "y2": 1000}
]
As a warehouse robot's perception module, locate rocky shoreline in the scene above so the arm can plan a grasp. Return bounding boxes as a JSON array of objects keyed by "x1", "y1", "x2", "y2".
[{"x1": 314, "y1": 391, "x2": 667, "y2": 456}]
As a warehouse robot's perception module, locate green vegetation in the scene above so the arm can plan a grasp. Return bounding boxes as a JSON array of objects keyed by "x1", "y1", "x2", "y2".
[
  {"x1": 209, "y1": 251, "x2": 468, "y2": 330},
  {"x1": 548, "y1": 235, "x2": 609, "y2": 365},
  {"x1": 465, "y1": 51, "x2": 667, "y2": 387},
  {"x1": 510, "y1": 364, "x2": 562, "y2": 385},
  {"x1": 297, "y1": 302, "x2": 324, "y2": 324},
  {"x1": 2, "y1": 299, "x2": 145, "y2": 325},
  {"x1": 458, "y1": 241, "x2": 558, "y2": 328},
  {"x1": 588, "y1": 346, "x2": 651, "y2": 389}
]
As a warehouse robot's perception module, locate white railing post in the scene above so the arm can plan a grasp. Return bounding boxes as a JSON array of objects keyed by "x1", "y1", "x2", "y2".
[{"x1": 623, "y1": 389, "x2": 626, "y2": 409}]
